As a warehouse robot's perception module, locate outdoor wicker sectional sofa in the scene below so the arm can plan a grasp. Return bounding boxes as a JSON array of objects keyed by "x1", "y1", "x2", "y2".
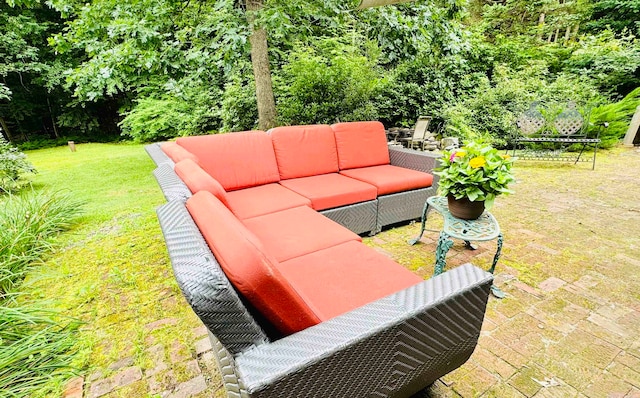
[{"x1": 146, "y1": 121, "x2": 494, "y2": 397}]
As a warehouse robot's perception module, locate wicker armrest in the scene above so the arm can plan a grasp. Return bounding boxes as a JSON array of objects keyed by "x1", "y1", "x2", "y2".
[
  {"x1": 236, "y1": 264, "x2": 493, "y2": 397},
  {"x1": 153, "y1": 164, "x2": 192, "y2": 203},
  {"x1": 388, "y1": 147, "x2": 441, "y2": 173},
  {"x1": 145, "y1": 143, "x2": 174, "y2": 168},
  {"x1": 389, "y1": 147, "x2": 442, "y2": 195}
]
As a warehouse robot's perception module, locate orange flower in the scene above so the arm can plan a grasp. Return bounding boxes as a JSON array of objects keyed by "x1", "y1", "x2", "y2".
[{"x1": 469, "y1": 156, "x2": 486, "y2": 168}]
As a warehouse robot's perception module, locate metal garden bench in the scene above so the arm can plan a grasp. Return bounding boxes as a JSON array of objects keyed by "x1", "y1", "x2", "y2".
[{"x1": 511, "y1": 102, "x2": 601, "y2": 170}]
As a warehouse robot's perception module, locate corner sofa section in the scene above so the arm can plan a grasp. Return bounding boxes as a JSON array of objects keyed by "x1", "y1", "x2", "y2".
[{"x1": 147, "y1": 121, "x2": 493, "y2": 397}]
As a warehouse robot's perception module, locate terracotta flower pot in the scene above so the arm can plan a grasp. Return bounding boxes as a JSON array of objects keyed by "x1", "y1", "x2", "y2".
[{"x1": 447, "y1": 195, "x2": 485, "y2": 220}]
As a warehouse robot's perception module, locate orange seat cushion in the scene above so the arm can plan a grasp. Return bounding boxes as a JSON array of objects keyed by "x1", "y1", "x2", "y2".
[
  {"x1": 174, "y1": 159, "x2": 230, "y2": 208},
  {"x1": 176, "y1": 131, "x2": 279, "y2": 191},
  {"x1": 279, "y1": 173, "x2": 377, "y2": 211},
  {"x1": 278, "y1": 241, "x2": 422, "y2": 321},
  {"x1": 331, "y1": 121, "x2": 390, "y2": 170},
  {"x1": 161, "y1": 142, "x2": 200, "y2": 164},
  {"x1": 243, "y1": 206, "x2": 362, "y2": 262},
  {"x1": 269, "y1": 125, "x2": 339, "y2": 179},
  {"x1": 186, "y1": 191, "x2": 320, "y2": 334},
  {"x1": 225, "y1": 183, "x2": 311, "y2": 219},
  {"x1": 340, "y1": 165, "x2": 434, "y2": 195}
]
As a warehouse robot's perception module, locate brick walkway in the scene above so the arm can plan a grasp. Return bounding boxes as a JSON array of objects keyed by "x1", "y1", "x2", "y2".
[{"x1": 64, "y1": 148, "x2": 640, "y2": 398}]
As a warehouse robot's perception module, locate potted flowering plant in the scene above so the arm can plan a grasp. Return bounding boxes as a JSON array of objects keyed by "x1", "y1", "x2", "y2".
[{"x1": 435, "y1": 141, "x2": 515, "y2": 219}]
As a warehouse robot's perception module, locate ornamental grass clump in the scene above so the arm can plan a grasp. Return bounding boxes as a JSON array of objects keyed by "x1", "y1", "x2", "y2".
[
  {"x1": 435, "y1": 141, "x2": 515, "y2": 210},
  {"x1": 0, "y1": 190, "x2": 83, "y2": 397},
  {"x1": 0, "y1": 136, "x2": 36, "y2": 194}
]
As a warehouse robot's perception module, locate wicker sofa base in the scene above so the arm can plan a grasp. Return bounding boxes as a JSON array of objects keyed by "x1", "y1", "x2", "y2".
[
  {"x1": 320, "y1": 199, "x2": 378, "y2": 235},
  {"x1": 376, "y1": 187, "x2": 434, "y2": 232}
]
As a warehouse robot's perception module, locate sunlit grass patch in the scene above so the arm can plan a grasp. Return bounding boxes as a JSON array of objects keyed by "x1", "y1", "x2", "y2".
[{"x1": 22, "y1": 143, "x2": 201, "y2": 395}]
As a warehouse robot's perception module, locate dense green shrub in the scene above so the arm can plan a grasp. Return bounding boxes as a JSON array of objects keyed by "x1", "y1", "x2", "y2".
[
  {"x1": 440, "y1": 64, "x2": 605, "y2": 146},
  {"x1": 563, "y1": 31, "x2": 640, "y2": 98},
  {"x1": 584, "y1": 0, "x2": 640, "y2": 35},
  {"x1": 275, "y1": 37, "x2": 382, "y2": 125},
  {"x1": 588, "y1": 87, "x2": 640, "y2": 148},
  {"x1": 0, "y1": 136, "x2": 36, "y2": 193},
  {"x1": 220, "y1": 71, "x2": 258, "y2": 132},
  {"x1": 374, "y1": 30, "x2": 491, "y2": 129},
  {"x1": 374, "y1": 57, "x2": 463, "y2": 128},
  {"x1": 120, "y1": 82, "x2": 223, "y2": 142}
]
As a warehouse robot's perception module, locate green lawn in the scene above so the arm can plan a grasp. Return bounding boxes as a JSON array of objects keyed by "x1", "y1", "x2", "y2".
[{"x1": 24, "y1": 143, "x2": 202, "y2": 396}]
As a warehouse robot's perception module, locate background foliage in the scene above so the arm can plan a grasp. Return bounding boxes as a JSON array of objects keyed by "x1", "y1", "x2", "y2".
[{"x1": 0, "y1": 0, "x2": 638, "y2": 146}]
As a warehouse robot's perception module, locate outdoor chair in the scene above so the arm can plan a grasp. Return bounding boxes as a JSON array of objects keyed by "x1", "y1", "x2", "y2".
[{"x1": 399, "y1": 116, "x2": 432, "y2": 151}]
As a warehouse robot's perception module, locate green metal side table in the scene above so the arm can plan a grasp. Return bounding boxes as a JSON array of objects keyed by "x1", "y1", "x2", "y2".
[{"x1": 409, "y1": 196, "x2": 505, "y2": 298}]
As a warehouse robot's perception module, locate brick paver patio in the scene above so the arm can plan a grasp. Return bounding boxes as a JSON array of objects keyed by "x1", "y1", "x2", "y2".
[{"x1": 64, "y1": 148, "x2": 640, "y2": 398}]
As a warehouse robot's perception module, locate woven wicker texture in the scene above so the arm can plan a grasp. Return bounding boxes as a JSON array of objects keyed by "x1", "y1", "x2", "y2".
[
  {"x1": 388, "y1": 147, "x2": 441, "y2": 175},
  {"x1": 319, "y1": 200, "x2": 377, "y2": 235},
  {"x1": 210, "y1": 332, "x2": 249, "y2": 397},
  {"x1": 236, "y1": 264, "x2": 492, "y2": 397},
  {"x1": 377, "y1": 187, "x2": 435, "y2": 231},
  {"x1": 145, "y1": 143, "x2": 174, "y2": 167},
  {"x1": 153, "y1": 164, "x2": 193, "y2": 203},
  {"x1": 156, "y1": 201, "x2": 268, "y2": 354}
]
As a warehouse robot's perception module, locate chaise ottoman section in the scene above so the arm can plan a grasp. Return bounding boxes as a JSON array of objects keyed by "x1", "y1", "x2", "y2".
[
  {"x1": 277, "y1": 240, "x2": 423, "y2": 321},
  {"x1": 279, "y1": 173, "x2": 377, "y2": 211},
  {"x1": 242, "y1": 206, "x2": 361, "y2": 262}
]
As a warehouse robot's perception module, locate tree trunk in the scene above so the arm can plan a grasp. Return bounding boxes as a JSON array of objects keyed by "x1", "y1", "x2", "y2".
[
  {"x1": 572, "y1": 24, "x2": 580, "y2": 39},
  {"x1": 47, "y1": 96, "x2": 61, "y2": 139},
  {"x1": 0, "y1": 116, "x2": 13, "y2": 142},
  {"x1": 246, "y1": 0, "x2": 277, "y2": 130},
  {"x1": 537, "y1": 12, "x2": 545, "y2": 40},
  {"x1": 564, "y1": 26, "x2": 571, "y2": 42},
  {"x1": 553, "y1": 28, "x2": 560, "y2": 42}
]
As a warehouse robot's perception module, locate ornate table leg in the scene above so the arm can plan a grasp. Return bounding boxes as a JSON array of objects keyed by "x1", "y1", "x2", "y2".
[
  {"x1": 434, "y1": 232, "x2": 453, "y2": 276},
  {"x1": 488, "y1": 233, "x2": 505, "y2": 299},
  {"x1": 464, "y1": 241, "x2": 478, "y2": 250},
  {"x1": 408, "y1": 201, "x2": 431, "y2": 245}
]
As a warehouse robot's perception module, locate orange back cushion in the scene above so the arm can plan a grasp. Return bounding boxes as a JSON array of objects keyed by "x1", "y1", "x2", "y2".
[
  {"x1": 174, "y1": 159, "x2": 230, "y2": 208},
  {"x1": 161, "y1": 142, "x2": 200, "y2": 164},
  {"x1": 176, "y1": 132, "x2": 280, "y2": 191},
  {"x1": 269, "y1": 125, "x2": 339, "y2": 179},
  {"x1": 331, "y1": 121, "x2": 390, "y2": 170},
  {"x1": 185, "y1": 191, "x2": 320, "y2": 334}
]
